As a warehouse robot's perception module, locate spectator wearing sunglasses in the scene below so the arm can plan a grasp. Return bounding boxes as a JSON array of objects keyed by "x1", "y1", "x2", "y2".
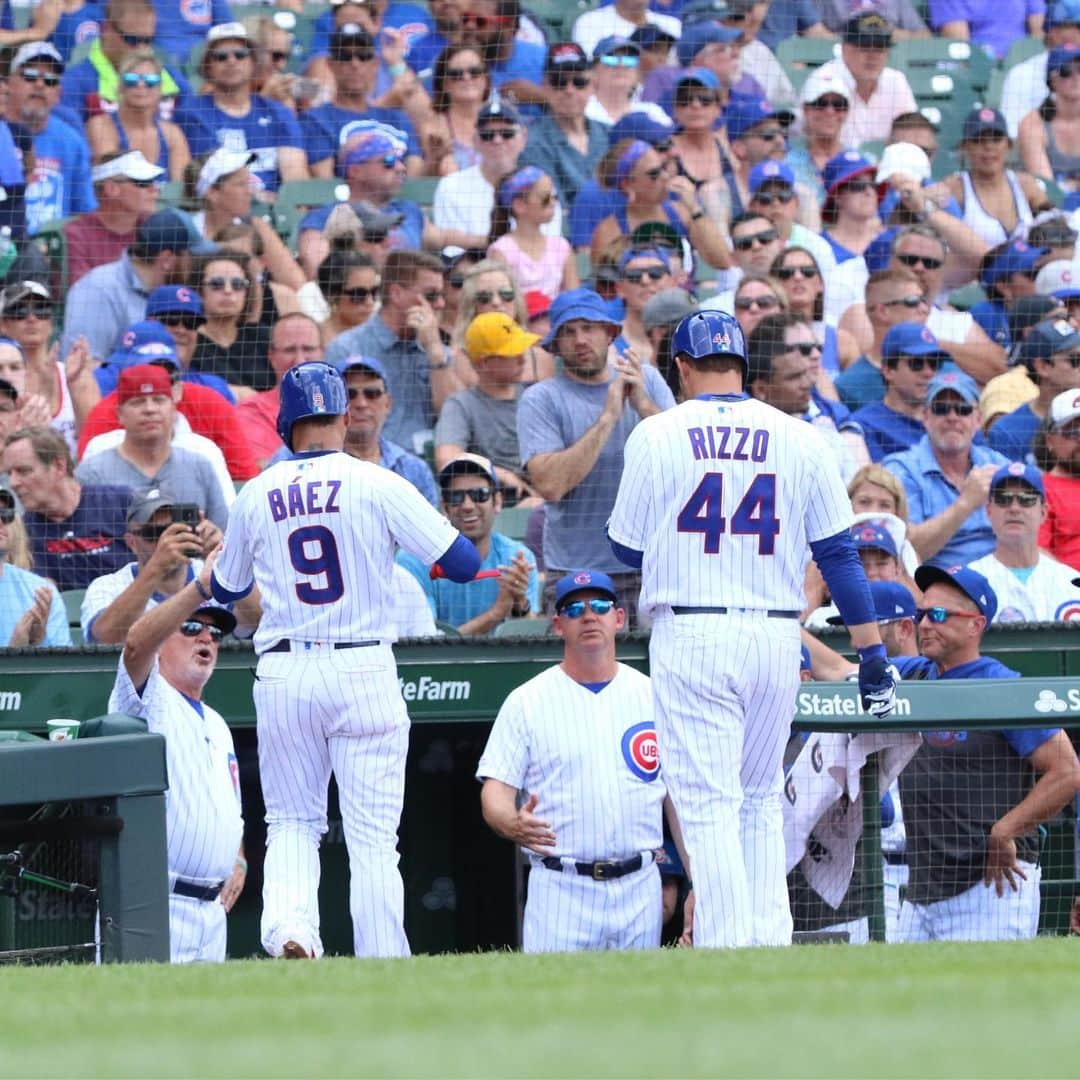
[
  {"x1": 572, "y1": 0, "x2": 679, "y2": 60},
  {"x1": 1002, "y1": 2, "x2": 1080, "y2": 139},
  {"x1": 423, "y1": 45, "x2": 491, "y2": 173},
  {"x1": 65, "y1": 151, "x2": 163, "y2": 287},
  {"x1": 585, "y1": 36, "x2": 669, "y2": 128},
  {"x1": 316, "y1": 249, "x2": 381, "y2": 345},
  {"x1": 784, "y1": 68, "x2": 851, "y2": 207},
  {"x1": 488, "y1": 166, "x2": 577, "y2": 301},
  {"x1": 969, "y1": 463, "x2": 1080, "y2": 622},
  {"x1": 852, "y1": 322, "x2": 950, "y2": 462},
  {"x1": 336, "y1": 354, "x2": 439, "y2": 505},
  {"x1": 750, "y1": 162, "x2": 837, "y2": 285},
  {"x1": 969, "y1": 239, "x2": 1049, "y2": 352},
  {"x1": 698, "y1": 212, "x2": 783, "y2": 312},
  {"x1": 454, "y1": 0, "x2": 547, "y2": 109},
  {"x1": 882, "y1": 371, "x2": 1010, "y2": 565},
  {"x1": 815, "y1": 14, "x2": 916, "y2": 147},
  {"x1": 0, "y1": 482, "x2": 71, "y2": 648},
  {"x1": 821, "y1": 151, "x2": 885, "y2": 266},
  {"x1": 399, "y1": 452, "x2": 538, "y2": 632},
  {"x1": 60, "y1": 0, "x2": 191, "y2": 127},
  {"x1": 80, "y1": 487, "x2": 228, "y2": 645},
  {"x1": 86, "y1": 49, "x2": 191, "y2": 183},
  {"x1": 989, "y1": 318, "x2": 1080, "y2": 463},
  {"x1": 724, "y1": 97, "x2": 803, "y2": 226},
  {"x1": 1020, "y1": 44, "x2": 1080, "y2": 193},
  {"x1": 7, "y1": 42, "x2": 97, "y2": 236},
  {"x1": 174, "y1": 22, "x2": 308, "y2": 197},
  {"x1": 517, "y1": 43, "x2": 610, "y2": 209},
  {"x1": 611, "y1": 246, "x2": 673, "y2": 362}
]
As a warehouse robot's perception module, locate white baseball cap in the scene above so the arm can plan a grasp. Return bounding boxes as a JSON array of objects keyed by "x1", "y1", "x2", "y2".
[
  {"x1": 91, "y1": 150, "x2": 165, "y2": 184},
  {"x1": 875, "y1": 141, "x2": 931, "y2": 185},
  {"x1": 1049, "y1": 387, "x2": 1080, "y2": 428},
  {"x1": 196, "y1": 148, "x2": 256, "y2": 198},
  {"x1": 11, "y1": 41, "x2": 64, "y2": 72},
  {"x1": 800, "y1": 66, "x2": 849, "y2": 107},
  {"x1": 206, "y1": 21, "x2": 253, "y2": 45},
  {"x1": 1034, "y1": 258, "x2": 1080, "y2": 300}
]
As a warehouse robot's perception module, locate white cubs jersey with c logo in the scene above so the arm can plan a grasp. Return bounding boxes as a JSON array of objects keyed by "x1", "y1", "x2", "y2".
[{"x1": 968, "y1": 552, "x2": 1080, "y2": 623}]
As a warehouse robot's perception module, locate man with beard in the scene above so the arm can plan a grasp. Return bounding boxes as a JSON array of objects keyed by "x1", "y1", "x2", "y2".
[
  {"x1": 454, "y1": 0, "x2": 546, "y2": 107},
  {"x1": 517, "y1": 288, "x2": 674, "y2": 624}
]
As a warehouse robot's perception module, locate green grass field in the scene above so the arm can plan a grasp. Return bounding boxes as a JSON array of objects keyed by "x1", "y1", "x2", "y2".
[{"x1": 4, "y1": 939, "x2": 1077, "y2": 1078}]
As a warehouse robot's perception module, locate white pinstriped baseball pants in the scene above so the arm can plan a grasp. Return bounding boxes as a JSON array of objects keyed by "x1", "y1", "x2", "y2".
[
  {"x1": 169, "y1": 893, "x2": 227, "y2": 963},
  {"x1": 254, "y1": 645, "x2": 411, "y2": 959},
  {"x1": 649, "y1": 611, "x2": 801, "y2": 949}
]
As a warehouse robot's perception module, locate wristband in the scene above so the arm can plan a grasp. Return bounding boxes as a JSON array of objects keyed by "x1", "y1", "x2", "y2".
[
  {"x1": 388, "y1": 62, "x2": 406, "y2": 76},
  {"x1": 194, "y1": 578, "x2": 212, "y2": 602},
  {"x1": 857, "y1": 643, "x2": 887, "y2": 664},
  {"x1": 235, "y1": 856, "x2": 248, "y2": 874}
]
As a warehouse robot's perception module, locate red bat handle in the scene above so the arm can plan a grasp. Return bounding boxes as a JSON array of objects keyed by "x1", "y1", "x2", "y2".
[{"x1": 429, "y1": 565, "x2": 503, "y2": 581}]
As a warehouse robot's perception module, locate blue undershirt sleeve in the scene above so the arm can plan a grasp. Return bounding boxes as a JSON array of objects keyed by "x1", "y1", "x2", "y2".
[
  {"x1": 809, "y1": 529, "x2": 876, "y2": 629},
  {"x1": 435, "y1": 535, "x2": 482, "y2": 583}
]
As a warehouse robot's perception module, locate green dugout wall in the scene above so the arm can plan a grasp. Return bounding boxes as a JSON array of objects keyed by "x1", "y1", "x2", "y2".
[{"x1": 0, "y1": 625, "x2": 1077, "y2": 955}]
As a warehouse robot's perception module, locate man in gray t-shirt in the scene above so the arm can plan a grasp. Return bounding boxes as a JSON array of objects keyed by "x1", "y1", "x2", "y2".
[
  {"x1": 517, "y1": 289, "x2": 674, "y2": 624},
  {"x1": 74, "y1": 364, "x2": 231, "y2": 531}
]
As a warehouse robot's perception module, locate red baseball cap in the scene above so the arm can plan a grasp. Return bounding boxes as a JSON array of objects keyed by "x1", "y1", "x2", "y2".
[{"x1": 117, "y1": 363, "x2": 173, "y2": 404}]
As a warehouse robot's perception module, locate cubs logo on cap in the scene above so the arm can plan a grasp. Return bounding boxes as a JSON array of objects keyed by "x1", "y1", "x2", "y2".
[
  {"x1": 176, "y1": 287, "x2": 194, "y2": 303},
  {"x1": 979, "y1": 107, "x2": 995, "y2": 122},
  {"x1": 123, "y1": 330, "x2": 136, "y2": 348},
  {"x1": 553, "y1": 569, "x2": 618, "y2": 609},
  {"x1": 621, "y1": 722, "x2": 660, "y2": 782},
  {"x1": 921, "y1": 327, "x2": 934, "y2": 343},
  {"x1": 1008, "y1": 462, "x2": 1025, "y2": 476},
  {"x1": 574, "y1": 572, "x2": 590, "y2": 584}
]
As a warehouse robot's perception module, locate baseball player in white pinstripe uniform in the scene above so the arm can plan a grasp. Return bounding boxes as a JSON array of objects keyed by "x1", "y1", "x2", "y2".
[
  {"x1": 210, "y1": 363, "x2": 480, "y2": 960},
  {"x1": 608, "y1": 311, "x2": 897, "y2": 949},
  {"x1": 108, "y1": 558, "x2": 245, "y2": 963},
  {"x1": 477, "y1": 570, "x2": 667, "y2": 953}
]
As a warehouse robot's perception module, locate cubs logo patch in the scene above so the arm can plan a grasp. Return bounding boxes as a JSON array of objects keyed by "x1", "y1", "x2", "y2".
[
  {"x1": 979, "y1": 107, "x2": 995, "y2": 122},
  {"x1": 227, "y1": 752, "x2": 240, "y2": 797},
  {"x1": 1054, "y1": 599, "x2": 1080, "y2": 623},
  {"x1": 573, "y1": 571, "x2": 591, "y2": 585},
  {"x1": 176, "y1": 287, "x2": 194, "y2": 303},
  {"x1": 921, "y1": 326, "x2": 934, "y2": 342},
  {"x1": 1007, "y1": 462, "x2": 1026, "y2": 476},
  {"x1": 621, "y1": 722, "x2": 660, "y2": 782}
]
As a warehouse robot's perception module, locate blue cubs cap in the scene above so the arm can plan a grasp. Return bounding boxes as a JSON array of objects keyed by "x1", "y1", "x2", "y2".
[
  {"x1": 554, "y1": 570, "x2": 618, "y2": 610},
  {"x1": 990, "y1": 461, "x2": 1046, "y2": 498},
  {"x1": 629, "y1": 24, "x2": 677, "y2": 48},
  {"x1": 828, "y1": 580, "x2": 916, "y2": 625},
  {"x1": 1047, "y1": 0, "x2": 1080, "y2": 28},
  {"x1": 980, "y1": 238, "x2": 1049, "y2": 287},
  {"x1": 617, "y1": 245, "x2": 670, "y2": 273},
  {"x1": 748, "y1": 160, "x2": 794, "y2": 193},
  {"x1": 124, "y1": 340, "x2": 181, "y2": 370},
  {"x1": 961, "y1": 106, "x2": 1009, "y2": 142},
  {"x1": 799, "y1": 644, "x2": 811, "y2": 672},
  {"x1": 676, "y1": 21, "x2": 740, "y2": 67},
  {"x1": 593, "y1": 35, "x2": 639, "y2": 60},
  {"x1": 541, "y1": 288, "x2": 620, "y2": 349},
  {"x1": 823, "y1": 150, "x2": 876, "y2": 197},
  {"x1": 1017, "y1": 317, "x2": 1080, "y2": 368},
  {"x1": 914, "y1": 563, "x2": 997, "y2": 621},
  {"x1": 1047, "y1": 44, "x2": 1080, "y2": 82},
  {"x1": 146, "y1": 285, "x2": 204, "y2": 319},
  {"x1": 675, "y1": 66, "x2": 721, "y2": 92},
  {"x1": 882, "y1": 322, "x2": 951, "y2": 364},
  {"x1": 849, "y1": 521, "x2": 899, "y2": 558},
  {"x1": 864, "y1": 227, "x2": 898, "y2": 273},
  {"x1": 927, "y1": 370, "x2": 980, "y2": 405},
  {"x1": 726, "y1": 97, "x2": 785, "y2": 140},
  {"x1": 335, "y1": 354, "x2": 387, "y2": 381},
  {"x1": 609, "y1": 112, "x2": 673, "y2": 147},
  {"x1": 106, "y1": 320, "x2": 177, "y2": 366}
]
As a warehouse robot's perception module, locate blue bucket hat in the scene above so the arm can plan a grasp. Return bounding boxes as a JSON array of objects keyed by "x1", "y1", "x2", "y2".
[
  {"x1": 990, "y1": 461, "x2": 1046, "y2": 498},
  {"x1": 554, "y1": 570, "x2": 618, "y2": 610},
  {"x1": 828, "y1": 580, "x2": 916, "y2": 625},
  {"x1": 541, "y1": 288, "x2": 621, "y2": 349},
  {"x1": 914, "y1": 563, "x2": 997, "y2": 621}
]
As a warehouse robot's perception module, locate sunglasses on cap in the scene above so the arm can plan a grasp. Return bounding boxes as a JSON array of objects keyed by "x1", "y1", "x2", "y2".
[
  {"x1": 342, "y1": 286, "x2": 379, "y2": 303},
  {"x1": 600, "y1": 53, "x2": 638, "y2": 67},
  {"x1": 559, "y1": 597, "x2": 615, "y2": 618},
  {"x1": 732, "y1": 228, "x2": 779, "y2": 251},
  {"x1": 335, "y1": 47, "x2": 376, "y2": 62},
  {"x1": 896, "y1": 252, "x2": 944, "y2": 270},
  {"x1": 734, "y1": 294, "x2": 779, "y2": 311},
  {"x1": 445, "y1": 486, "x2": 494, "y2": 506},
  {"x1": 446, "y1": 64, "x2": 485, "y2": 79},
  {"x1": 775, "y1": 264, "x2": 818, "y2": 280},
  {"x1": 887, "y1": 353, "x2": 941, "y2": 372},
  {"x1": 19, "y1": 67, "x2": 61, "y2": 87},
  {"x1": 929, "y1": 399, "x2": 974, "y2": 417},
  {"x1": 549, "y1": 72, "x2": 590, "y2": 89},
  {"x1": 622, "y1": 265, "x2": 667, "y2": 283},
  {"x1": 110, "y1": 21, "x2": 154, "y2": 46},
  {"x1": 347, "y1": 386, "x2": 385, "y2": 401},
  {"x1": 209, "y1": 48, "x2": 252, "y2": 62},
  {"x1": 122, "y1": 71, "x2": 162, "y2": 87},
  {"x1": 991, "y1": 490, "x2": 1041, "y2": 507},
  {"x1": 0, "y1": 507, "x2": 14, "y2": 525},
  {"x1": 3, "y1": 302, "x2": 52, "y2": 320},
  {"x1": 156, "y1": 313, "x2": 201, "y2": 330},
  {"x1": 840, "y1": 177, "x2": 876, "y2": 194},
  {"x1": 475, "y1": 287, "x2": 516, "y2": 303},
  {"x1": 751, "y1": 189, "x2": 796, "y2": 207},
  {"x1": 882, "y1": 294, "x2": 927, "y2": 309},
  {"x1": 179, "y1": 619, "x2": 225, "y2": 642},
  {"x1": 207, "y1": 276, "x2": 249, "y2": 292},
  {"x1": 808, "y1": 95, "x2": 848, "y2": 112},
  {"x1": 915, "y1": 607, "x2": 981, "y2": 624},
  {"x1": 477, "y1": 127, "x2": 518, "y2": 142}
]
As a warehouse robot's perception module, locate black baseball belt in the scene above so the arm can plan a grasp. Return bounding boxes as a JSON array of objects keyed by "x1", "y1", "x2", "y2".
[
  {"x1": 263, "y1": 639, "x2": 380, "y2": 654},
  {"x1": 671, "y1": 606, "x2": 800, "y2": 619},
  {"x1": 539, "y1": 853, "x2": 650, "y2": 881},
  {"x1": 173, "y1": 878, "x2": 224, "y2": 902}
]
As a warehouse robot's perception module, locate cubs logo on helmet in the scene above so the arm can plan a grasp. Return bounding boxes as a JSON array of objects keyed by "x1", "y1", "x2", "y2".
[{"x1": 621, "y1": 722, "x2": 660, "y2": 782}]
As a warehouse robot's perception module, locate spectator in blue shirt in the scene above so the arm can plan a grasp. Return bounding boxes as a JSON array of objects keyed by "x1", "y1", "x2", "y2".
[
  {"x1": 882, "y1": 370, "x2": 1010, "y2": 567},
  {"x1": 970, "y1": 239, "x2": 1048, "y2": 351},
  {"x1": 456, "y1": 0, "x2": 547, "y2": 112},
  {"x1": 150, "y1": 0, "x2": 233, "y2": 67},
  {"x1": 758, "y1": 0, "x2": 827, "y2": 49},
  {"x1": 397, "y1": 452, "x2": 540, "y2": 633},
  {"x1": 989, "y1": 317, "x2": 1080, "y2": 462},
  {"x1": 49, "y1": 1, "x2": 104, "y2": 62},
  {"x1": 173, "y1": 21, "x2": 308, "y2": 196},
  {"x1": 7, "y1": 42, "x2": 96, "y2": 236},
  {"x1": 307, "y1": 0, "x2": 435, "y2": 79}
]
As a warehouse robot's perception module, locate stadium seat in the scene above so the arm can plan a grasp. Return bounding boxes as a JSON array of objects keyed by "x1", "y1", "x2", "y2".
[
  {"x1": 948, "y1": 281, "x2": 987, "y2": 311},
  {"x1": 61, "y1": 589, "x2": 85, "y2": 647},
  {"x1": 274, "y1": 178, "x2": 347, "y2": 245},
  {"x1": 858, "y1": 140, "x2": 885, "y2": 164},
  {"x1": 775, "y1": 38, "x2": 841, "y2": 90},
  {"x1": 889, "y1": 37, "x2": 993, "y2": 94},
  {"x1": 32, "y1": 218, "x2": 71, "y2": 315},
  {"x1": 1038, "y1": 176, "x2": 1067, "y2": 208},
  {"x1": 156, "y1": 181, "x2": 185, "y2": 208},
  {"x1": 1003, "y1": 35, "x2": 1044, "y2": 71},
  {"x1": 400, "y1": 177, "x2": 439, "y2": 208},
  {"x1": 492, "y1": 617, "x2": 552, "y2": 637},
  {"x1": 494, "y1": 504, "x2": 532, "y2": 541}
]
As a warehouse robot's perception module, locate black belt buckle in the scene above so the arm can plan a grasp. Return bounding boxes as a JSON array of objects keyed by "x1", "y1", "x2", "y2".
[{"x1": 591, "y1": 860, "x2": 618, "y2": 881}]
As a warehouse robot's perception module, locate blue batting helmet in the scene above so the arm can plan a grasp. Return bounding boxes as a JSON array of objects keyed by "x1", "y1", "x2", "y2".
[
  {"x1": 276, "y1": 361, "x2": 349, "y2": 450},
  {"x1": 671, "y1": 309, "x2": 748, "y2": 372}
]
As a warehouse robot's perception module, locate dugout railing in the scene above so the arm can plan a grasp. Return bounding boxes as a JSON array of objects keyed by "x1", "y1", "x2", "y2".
[{"x1": 0, "y1": 628, "x2": 1076, "y2": 955}]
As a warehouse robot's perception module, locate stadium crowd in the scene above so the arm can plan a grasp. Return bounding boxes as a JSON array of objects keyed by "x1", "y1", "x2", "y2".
[{"x1": 0, "y1": 0, "x2": 1076, "y2": 955}]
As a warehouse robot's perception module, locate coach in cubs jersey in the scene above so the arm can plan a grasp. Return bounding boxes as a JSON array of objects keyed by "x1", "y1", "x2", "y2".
[
  {"x1": 109, "y1": 558, "x2": 245, "y2": 963},
  {"x1": 211, "y1": 362, "x2": 480, "y2": 960},
  {"x1": 477, "y1": 571, "x2": 667, "y2": 953},
  {"x1": 608, "y1": 309, "x2": 897, "y2": 950}
]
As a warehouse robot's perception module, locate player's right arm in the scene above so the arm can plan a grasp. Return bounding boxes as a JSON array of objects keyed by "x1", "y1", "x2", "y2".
[
  {"x1": 210, "y1": 492, "x2": 256, "y2": 603},
  {"x1": 480, "y1": 783, "x2": 557, "y2": 855}
]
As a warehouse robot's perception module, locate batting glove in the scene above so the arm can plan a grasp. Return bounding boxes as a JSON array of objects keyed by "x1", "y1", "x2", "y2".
[{"x1": 857, "y1": 644, "x2": 899, "y2": 720}]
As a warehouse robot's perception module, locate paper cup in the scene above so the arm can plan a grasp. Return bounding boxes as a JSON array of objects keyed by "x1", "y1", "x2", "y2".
[{"x1": 47, "y1": 719, "x2": 80, "y2": 742}]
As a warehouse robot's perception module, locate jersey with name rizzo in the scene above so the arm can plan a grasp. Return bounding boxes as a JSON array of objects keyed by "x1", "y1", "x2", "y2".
[
  {"x1": 608, "y1": 397, "x2": 853, "y2": 614},
  {"x1": 213, "y1": 451, "x2": 459, "y2": 652},
  {"x1": 477, "y1": 663, "x2": 665, "y2": 862}
]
